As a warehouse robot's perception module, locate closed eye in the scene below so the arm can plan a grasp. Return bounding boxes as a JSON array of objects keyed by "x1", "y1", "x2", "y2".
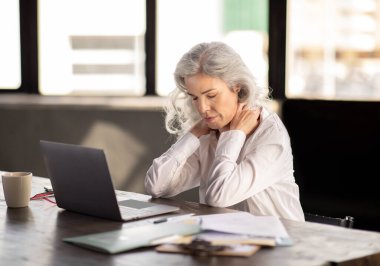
[{"x1": 187, "y1": 89, "x2": 217, "y2": 101}]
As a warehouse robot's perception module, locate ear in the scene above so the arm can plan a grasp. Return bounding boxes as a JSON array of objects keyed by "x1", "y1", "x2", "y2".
[{"x1": 233, "y1": 85, "x2": 241, "y2": 94}]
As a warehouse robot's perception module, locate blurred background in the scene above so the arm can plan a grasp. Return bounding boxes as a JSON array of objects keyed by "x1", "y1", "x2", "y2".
[{"x1": 1, "y1": 0, "x2": 379, "y2": 232}]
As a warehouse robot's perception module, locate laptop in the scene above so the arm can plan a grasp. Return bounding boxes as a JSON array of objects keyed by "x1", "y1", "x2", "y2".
[{"x1": 39, "y1": 140, "x2": 179, "y2": 222}]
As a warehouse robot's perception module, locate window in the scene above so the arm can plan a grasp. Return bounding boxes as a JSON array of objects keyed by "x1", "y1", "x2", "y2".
[
  {"x1": 157, "y1": 0, "x2": 269, "y2": 96},
  {"x1": 287, "y1": 0, "x2": 380, "y2": 100},
  {"x1": 38, "y1": 0, "x2": 145, "y2": 95},
  {"x1": 0, "y1": 0, "x2": 21, "y2": 89}
]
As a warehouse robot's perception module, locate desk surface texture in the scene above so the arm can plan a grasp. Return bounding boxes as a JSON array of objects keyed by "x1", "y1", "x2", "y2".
[{"x1": 0, "y1": 176, "x2": 379, "y2": 266}]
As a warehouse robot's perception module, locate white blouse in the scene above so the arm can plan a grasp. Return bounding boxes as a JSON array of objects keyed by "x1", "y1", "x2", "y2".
[{"x1": 145, "y1": 108, "x2": 305, "y2": 221}]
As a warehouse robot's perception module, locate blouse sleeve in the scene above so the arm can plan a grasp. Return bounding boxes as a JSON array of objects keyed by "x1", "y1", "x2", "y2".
[
  {"x1": 145, "y1": 132, "x2": 202, "y2": 198},
  {"x1": 205, "y1": 128, "x2": 287, "y2": 207}
]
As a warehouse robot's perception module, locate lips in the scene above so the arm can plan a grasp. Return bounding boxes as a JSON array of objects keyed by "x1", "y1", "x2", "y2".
[{"x1": 205, "y1": 116, "x2": 216, "y2": 123}]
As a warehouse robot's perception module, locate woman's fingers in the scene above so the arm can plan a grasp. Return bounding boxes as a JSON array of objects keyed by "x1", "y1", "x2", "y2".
[
  {"x1": 190, "y1": 119, "x2": 210, "y2": 138},
  {"x1": 252, "y1": 107, "x2": 261, "y2": 120},
  {"x1": 230, "y1": 105, "x2": 261, "y2": 135},
  {"x1": 238, "y1": 102, "x2": 247, "y2": 112}
]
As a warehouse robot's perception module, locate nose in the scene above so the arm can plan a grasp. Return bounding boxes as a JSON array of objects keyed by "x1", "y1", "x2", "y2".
[{"x1": 197, "y1": 98, "x2": 210, "y2": 116}]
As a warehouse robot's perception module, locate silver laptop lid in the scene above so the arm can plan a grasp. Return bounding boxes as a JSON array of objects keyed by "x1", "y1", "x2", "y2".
[{"x1": 40, "y1": 140, "x2": 123, "y2": 221}]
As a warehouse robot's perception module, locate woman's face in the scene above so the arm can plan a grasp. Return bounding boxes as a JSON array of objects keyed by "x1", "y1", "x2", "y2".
[{"x1": 185, "y1": 73, "x2": 239, "y2": 130}]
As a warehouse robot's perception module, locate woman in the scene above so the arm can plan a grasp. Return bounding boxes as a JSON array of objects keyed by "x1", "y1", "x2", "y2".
[{"x1": 145, "y1": 42, "x2": 304, "y2": 221}]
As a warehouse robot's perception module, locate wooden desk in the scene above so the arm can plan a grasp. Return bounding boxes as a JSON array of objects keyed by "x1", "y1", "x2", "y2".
[{"x1": 1, "y1": 176, "x2": 380, "y2": 266}]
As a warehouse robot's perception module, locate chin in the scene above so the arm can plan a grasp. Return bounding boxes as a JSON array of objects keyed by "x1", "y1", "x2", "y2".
[
  {"x1": 208, "y1": 125, "x2": 219, "y2": 130},
  {"x1": 206, "y1": 118, "x2": 228, "y2": 130},
  {"x1": 207, "y1": 122, "x2": 226, "y2": 131},
  {"x1": 206, "y1": 123, "x2": 219, "y2": 130}
]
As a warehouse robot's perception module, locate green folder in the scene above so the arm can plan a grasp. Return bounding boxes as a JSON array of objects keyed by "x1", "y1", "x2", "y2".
[{"x1": 63, "y1": 222, "x2": 201, "y2": 254}]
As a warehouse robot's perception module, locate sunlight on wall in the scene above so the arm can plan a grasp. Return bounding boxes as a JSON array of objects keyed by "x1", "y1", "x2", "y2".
[{"x1": 81, "y1": 121, "x2": 147, "y2": 192}]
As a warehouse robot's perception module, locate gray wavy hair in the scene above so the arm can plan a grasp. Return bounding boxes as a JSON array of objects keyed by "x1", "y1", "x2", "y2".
[{"x1": 165, "y1": 41, "x2": 271, "y2": 136}]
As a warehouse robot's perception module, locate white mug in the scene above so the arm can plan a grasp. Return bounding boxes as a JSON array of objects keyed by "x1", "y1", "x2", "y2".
[{"x1": 2, "y1": 172, "x2": 32, "y2": 208}]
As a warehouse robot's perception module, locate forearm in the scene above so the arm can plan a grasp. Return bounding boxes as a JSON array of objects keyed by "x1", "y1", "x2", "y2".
[
  {"x1": 205, "y1": 129, "x2": 287, "y2": 208},
  {"x1": 205, "y1": 130, "x2": 247, "y2": 206},
  {"x1": 145, "y1": 132, "x2": 201, "y2": 197}
]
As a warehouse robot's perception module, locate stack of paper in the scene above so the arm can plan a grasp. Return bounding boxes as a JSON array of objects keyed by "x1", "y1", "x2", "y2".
[
  {"x1": 197, "y1": 212, "x2": 292, "y2": 246},
  {"x1": 156, "y1": 242, "x2": 260, "y2": 257},
  {"x1": 155, "y1": 212, "x2": 292, "y2": 257}
]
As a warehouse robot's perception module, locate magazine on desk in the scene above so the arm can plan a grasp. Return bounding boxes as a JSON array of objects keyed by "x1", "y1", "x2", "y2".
[{"x1": 63, "y1": 221, "x2": 201, "y2": 254}]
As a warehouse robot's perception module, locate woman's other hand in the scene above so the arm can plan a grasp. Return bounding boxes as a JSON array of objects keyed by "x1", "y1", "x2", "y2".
[
  {"x1": 229, "y1": 103, "x2": 261, "y2": 136},
  {"x1": 191, "y1": 119, "x2": 211, "y2": 138}
]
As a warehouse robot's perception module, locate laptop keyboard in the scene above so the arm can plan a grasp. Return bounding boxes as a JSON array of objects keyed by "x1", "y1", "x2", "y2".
[{"x1": 119, "y1": 206, "x2": 155, "y2": 220}]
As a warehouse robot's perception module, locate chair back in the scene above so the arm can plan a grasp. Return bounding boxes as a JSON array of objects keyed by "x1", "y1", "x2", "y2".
[{"x1": 305, "y1": 213, "x2": 354, "y2": 228}]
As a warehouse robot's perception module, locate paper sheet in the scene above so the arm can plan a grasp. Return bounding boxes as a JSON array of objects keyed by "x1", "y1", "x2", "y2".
[
  {"x1": 199, "y1": 212, "x2": 289, "y2": 238},
  {"x1": 194, "y1": 231, "x2": 276, "y2": 246}
]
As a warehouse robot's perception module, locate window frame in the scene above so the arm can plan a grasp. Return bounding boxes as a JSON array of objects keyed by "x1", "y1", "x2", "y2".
[
  {"x1": 268, "y1": 0, "x2": 286, "y2": 99},
  {"x1": 0, "y1": 0, "x2": 38, "y2": 93}
]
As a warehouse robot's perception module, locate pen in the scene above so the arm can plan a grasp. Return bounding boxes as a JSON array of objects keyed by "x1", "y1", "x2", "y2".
[
  {"x1": 153, "y1": 213, "x2": 195, "y2": 224},
  {"x1": 153, "y1": 218, "x2": 169, "y2": 224}
]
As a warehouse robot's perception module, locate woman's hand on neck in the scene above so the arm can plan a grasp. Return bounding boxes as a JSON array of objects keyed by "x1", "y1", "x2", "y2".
[
  {"x1": 190, "y1": 119, "x2": 211, "y2": 138},
  {"x1": 230, "y1": 105, "x2": 261, "y2": 136}
]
